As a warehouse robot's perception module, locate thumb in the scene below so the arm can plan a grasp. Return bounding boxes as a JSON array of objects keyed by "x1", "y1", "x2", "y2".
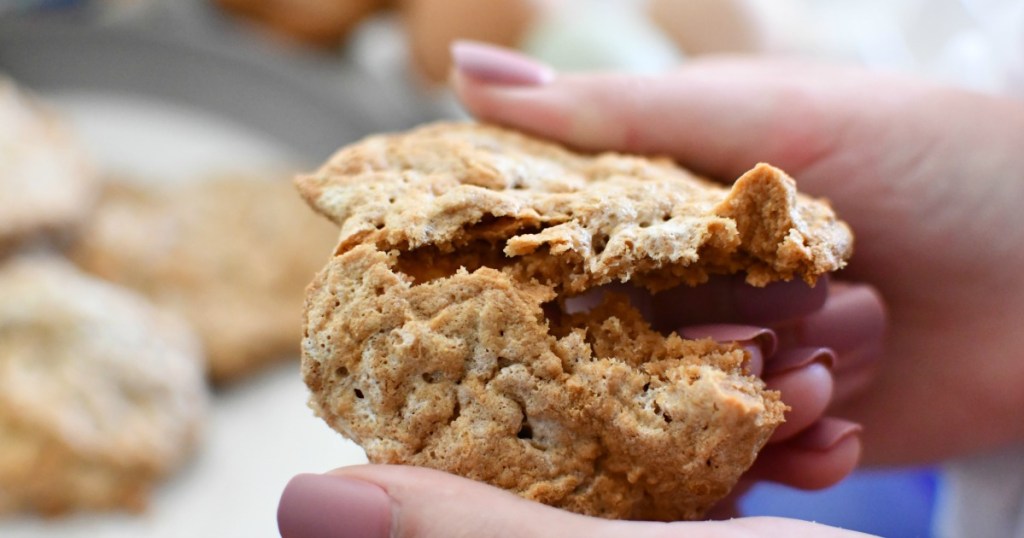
[
  {"x1": 449, "y1": 41, "x2": 931, "y2": 184},
  {"x1": 278, "y1": 464, "x2": 875, "y2": 538}
]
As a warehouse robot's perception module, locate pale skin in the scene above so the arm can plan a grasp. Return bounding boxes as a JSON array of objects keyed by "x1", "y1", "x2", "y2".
[{"x1": 278, "y1": 43, "x2": 1024, "y2": 537}]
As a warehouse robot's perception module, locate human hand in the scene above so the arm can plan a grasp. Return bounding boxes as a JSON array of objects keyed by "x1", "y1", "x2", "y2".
[
  {"x1": 278, "y1": 465, "x2": 877, "y2": 538},
  {"x1": 276, "y1": 279, "x2": 874, "y2": 538},
  {"x1": 566, "y1": 274, "x2": 874, "y2": 506},
  {"x1": 277, "y1": 279, "x2": 873, "y2": 537},
  {"x1": 449, "y1": 41, "x2": 1024, "y2": 465}
]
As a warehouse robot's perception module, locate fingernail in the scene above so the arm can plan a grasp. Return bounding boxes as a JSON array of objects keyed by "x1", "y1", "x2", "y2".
[
  {"x1": 764, "y1": 347, "x2": 836, "y2": 376},
  {"x1": 451, "y1": 40, "x2": 556, "y2": 86},
  {"x1": 680, "y1": 324, "x2": 777, "y2": 357},
  {"x1": 799, "y1": 284, "x2": 886, "y2": 354},
  {"x1": 278, "y1": 474, "x2": 391, "y2": 538},
  {"x1": 792, "y1": 418, "x2": 863, "y2": 452},
  {"x1": 740, "y1": 343, "x2": 765, "y2": 377},
  {"x1": 733, "y1": 276, "x2": 829, "y2": 324}
]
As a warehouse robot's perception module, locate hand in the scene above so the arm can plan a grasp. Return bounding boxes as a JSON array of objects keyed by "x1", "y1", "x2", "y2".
[
  {"x1": 449, "y1": 41, "x2": 1024, "y2": 465},
  {"x1": 570, "y1": 274, "x2": 875, "y2": 505},
  {"x1": 278, "y1": 465, "x2": 877, "y2": 537}
]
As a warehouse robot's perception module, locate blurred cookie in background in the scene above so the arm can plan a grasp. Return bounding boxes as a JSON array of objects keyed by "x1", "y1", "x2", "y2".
[
  {"x1": 0, "y1": 78, "x2": 96, "y2": 257},
  {"x1": 71, "y1": 174, "x2": 340, "y2": 383},
  {"x1": 647, "y1": 0, "x2": 769, "y2": 55},
  {"x1": 213, "y1": 0, "x2": 389, "y2": 48},
  {"x1": 0, "y1": 256, "x2": 206, "y2": 516},
  {"x1": 402, "y1": 0, "x2": 539, "y2": 83}
]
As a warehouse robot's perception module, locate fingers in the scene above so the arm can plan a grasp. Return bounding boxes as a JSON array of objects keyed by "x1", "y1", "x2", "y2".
[
  {"x1": 279, "y1": 465, "x2": 874, "y2": 538},
  {"x1": 775, "y1": 282, "x2": 886, "y2": 405},
  {"x1": 651, "y1": 275, "x2": 828, "y2": 329},
  {"x1": 676, "y1": 328, "x2": 837, "y2": 441},
  {"x1": 676, "y1": 327, "x2": 837, "y2": 441},
  {"x1": 776, "y1": 283, "x2": 886, "y2": 364},
  {"x1": 747, "y1": 418, "x2": 863, "y2": 490},
  {"x1": 676, "y1": 325, "x2": 855, "y2": 493},
  {"x1": 279, "y1": 473, "x2": 391, "y2": 538},
  {"x1": 279, "y1": 465, "x2": 606, "y2": 538},
  {"x1": 677, "y1": 327, "x2": 843, "y2": 461},
  {"x1": 679, "y1": 324, "x2": 776, "y2": 376},
  {"x1": 450, "y1": 41, "x2": 892, "y2": 181},
  {"x1": 764, "y1": 355, "x2": 835, "y2": 442},
  {"x1": 733, "y1": 277, "x2": 830, "y2": 325}
]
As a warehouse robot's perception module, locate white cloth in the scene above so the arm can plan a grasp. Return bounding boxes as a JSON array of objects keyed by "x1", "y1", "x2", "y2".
[{"x1": 935, "y1": 447, "x2": 1024, "y2": 538}]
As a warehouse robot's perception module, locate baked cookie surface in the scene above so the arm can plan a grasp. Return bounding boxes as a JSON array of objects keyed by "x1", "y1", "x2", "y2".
[
  {"x1": 71, "y1": 175, "x2": 340, "y2": 382},
  {"x1": 297, "y1": 123, "x2": 853, "y2": 520},
  {"x1": 0, "y1": 78, "x2": 95, "y2": 254},
  {"x1": 0, "y1": 257, "x2": 206, "y2": 516}
]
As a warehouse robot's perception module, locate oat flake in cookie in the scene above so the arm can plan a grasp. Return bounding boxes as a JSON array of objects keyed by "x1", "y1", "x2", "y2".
[
  {"x1": 296, "y1": 122, "x2": 853, "y2": 520},
  {"x1": 0, "y1": 257, "x2": 206, "y2": 516}
]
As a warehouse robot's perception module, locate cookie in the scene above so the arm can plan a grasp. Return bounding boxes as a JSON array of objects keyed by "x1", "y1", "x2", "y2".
[
  {"x1": 0, "y1": 78, "x2": 95, "y2": 255},
  {"x1": 71, "y1": 175, "x2": 340, "y2": 383},
  {"x1": 296, "y1": 122, "x2": 852, "y2": 520},
  {"x1": 0, "y1": 257, "x2": 206, "y2": 516},
  {"x1": 214, "y1": 0, "x2": 386, "y2": 48}
]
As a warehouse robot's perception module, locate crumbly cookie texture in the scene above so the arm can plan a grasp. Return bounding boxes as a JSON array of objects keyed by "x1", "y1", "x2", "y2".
[
  {"x1": 71, "y1": 176, "x2": 340, "y2": 383},
  {"x1": 297, "y1": 122, "x2": 853, "y2": 520},
  {"x1": 0, "y1": 257, "x2": 206, "y2": 516},
  {"x1": 0, "y1": 78, "x2": 95, "y2": 254},
  {"x1": 297, "y1": 122, "x2": 851, "y2": 289}
]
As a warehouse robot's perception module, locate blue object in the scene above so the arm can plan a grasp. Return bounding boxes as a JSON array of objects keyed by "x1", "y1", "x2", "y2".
[
  {"x1": 741, "y1": 467, "x2": 939, "y2": 537},
  {"x1": 1, "y1": 0, "x2": 85, "y2": 12}
]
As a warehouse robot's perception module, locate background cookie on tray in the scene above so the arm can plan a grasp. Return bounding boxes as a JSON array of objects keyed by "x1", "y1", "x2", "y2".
[
  {"x1": 0, "y1": 256, "x2": 206, "y2": 516},
  {"x1": 71, "y1": 174, "x2": 340, "y2": 383},
  {"x1": 0, "y1": 78, "x2": 96, "y2": 257}
]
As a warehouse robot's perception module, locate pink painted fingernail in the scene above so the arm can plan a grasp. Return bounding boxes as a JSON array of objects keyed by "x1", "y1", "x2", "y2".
[
  {"x1": 680, "y1": 324, "x2": 778, "y2": 357},
  {"x1": 278, "y1": 474, "x2": 391, "y2": 538},
  {"x1": 793, "y1": 418, "x2": 863, "y2": 452},
  {"x1": 764, "y1": 347, "x2": 836, "y2": 376},
  {"x1": 451, "y1": 40, "x2": 556, "y2": 86},
  {"x1": 800, "y1": 284, "x2": 886, "y2": 354}
]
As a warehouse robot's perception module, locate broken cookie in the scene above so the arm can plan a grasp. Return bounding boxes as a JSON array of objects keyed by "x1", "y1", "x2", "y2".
[{"x1": 296, "y1": 122, "x2": 852, "y2": 520}]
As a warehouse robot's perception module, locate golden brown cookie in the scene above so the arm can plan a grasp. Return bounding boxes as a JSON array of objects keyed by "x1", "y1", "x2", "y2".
[
  {"x1": 296, "y1": 122, "x2": 853, "y2": 520},
  {"x1": 0, "y1": 257, "x2": 206, "y2": 516},
  {"x1": 214, "y1": 0, "x2": 387, "y2": 48},
  {"x1": 0, "y1": 78, "x2": 95, "y2": 255},
  {"x1": 71, "y1": 175, "x2": 340, "y2": 383}
]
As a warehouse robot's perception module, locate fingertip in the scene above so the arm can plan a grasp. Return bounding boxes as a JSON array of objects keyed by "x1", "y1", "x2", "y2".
[
  {"x1": 751, "y1": 418, "x2": 863, "y2": 490},
  {"x1": 788, "y1": 282, "x2": 887, "y2": 355},
  {"x1": 765, "y1": 362, "x2": 834, "y2": 441},
  {"x1": 329, "y1": 465, "x2": 611, "y2": 538},
  {"x1": 449, "y1": 40, "x2": 557, "y2": 87},
  {"x1": 278, "y1": 472, "x2": 391, "y2": 538}
]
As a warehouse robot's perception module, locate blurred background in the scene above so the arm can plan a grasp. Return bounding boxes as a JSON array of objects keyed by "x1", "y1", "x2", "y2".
[{"x1": 1, "y1": 0, "x2": 1022, "y2": 536}]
